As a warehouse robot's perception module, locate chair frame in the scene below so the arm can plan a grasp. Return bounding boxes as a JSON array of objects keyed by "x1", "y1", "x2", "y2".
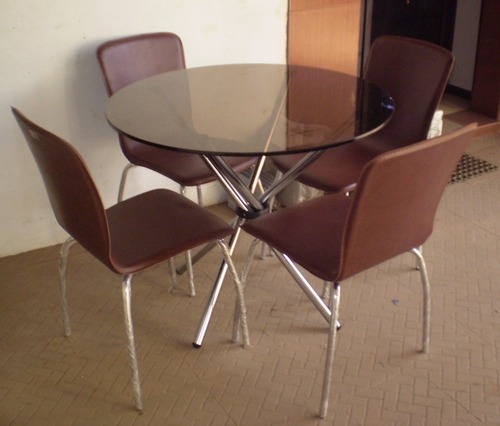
[
  {"x1": 13, "y1": 107, "x2": 250, "y2": 412},
  {"x1": 240, "y1": 124, "x2": 476, "y2": 418},
  {"x1": 97, "y1": 33, "x2": 258, "y2": 296},
  {"x1": 271, "y1": 35, "x2": 455, "y2": 196},
  {"x1": 59, "y1": 236, "x2": 247, "y2": 412}
]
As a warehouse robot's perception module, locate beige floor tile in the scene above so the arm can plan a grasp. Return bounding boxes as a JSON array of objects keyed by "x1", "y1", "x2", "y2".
[{"x1": 1, "y1": 97, "x2": 499, "y2": 424}]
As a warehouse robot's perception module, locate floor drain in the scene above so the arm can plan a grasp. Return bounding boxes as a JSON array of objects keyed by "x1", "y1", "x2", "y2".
[{"x1": 450, "y1": 153, "x2": 498, "y2": 184}]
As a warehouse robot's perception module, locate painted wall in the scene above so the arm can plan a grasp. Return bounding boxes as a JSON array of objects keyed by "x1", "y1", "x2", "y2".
[{"x1": 0, "y1": 0, "x2": 288, "y2": 257}]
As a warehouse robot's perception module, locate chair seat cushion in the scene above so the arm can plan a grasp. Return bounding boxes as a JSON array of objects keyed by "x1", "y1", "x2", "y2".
[
  {"x1": 123, "y1": 137, "x2": 257, "y2": 187},
  {"x1": 272, "y1": 138, "x2": 383, "y2": 194},
  {"x1": 243, "y1": 193, "x2": 351, "y2": 281},
  {"x1": 106, "y1": 189, "x2": 234, "y2": 273}
]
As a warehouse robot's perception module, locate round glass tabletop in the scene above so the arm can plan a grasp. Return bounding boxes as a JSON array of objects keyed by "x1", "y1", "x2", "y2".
[{"x1": 106, "y1": 63, "x2": 394, "y2": 156}]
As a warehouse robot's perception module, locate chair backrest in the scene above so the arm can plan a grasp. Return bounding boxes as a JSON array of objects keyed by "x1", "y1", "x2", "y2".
[
  {"x1": 363, "y1": 36, "x2": 454, "y2": 150},
  {"x1": 338, "y1": 123, "x2": 476, "y2": 281},
  {"x1": 97, "y1": 32, "x2": 186, "y2": 95},
  {"x1": 12, "y1": 108, "x2": 115, "y2": 271},
  {"x1": 97, "y1": 32, "x2": 188, "y2": 158}
]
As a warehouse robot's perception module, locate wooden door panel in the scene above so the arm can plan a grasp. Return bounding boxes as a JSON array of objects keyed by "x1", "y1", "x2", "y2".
[{"x1": 288, "y1": 0, "x2": 362, "y2": 76}]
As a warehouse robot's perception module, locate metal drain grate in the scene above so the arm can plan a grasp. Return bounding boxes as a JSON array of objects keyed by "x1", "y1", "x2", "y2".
[{"x1": 450, "y1": 153, "x2": 498, "y2": 184}]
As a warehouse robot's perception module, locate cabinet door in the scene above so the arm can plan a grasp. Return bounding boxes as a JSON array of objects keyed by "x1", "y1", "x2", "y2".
[{"x1": 288, "y1": 0, "x2": 362, "y2": 76}]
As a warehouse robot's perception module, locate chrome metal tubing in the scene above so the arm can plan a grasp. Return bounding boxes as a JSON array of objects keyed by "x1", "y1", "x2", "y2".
[
  {"x1": 117, "y1": 163, "x2": 136, "y2": 202},
  {"x1": 271, "y1": 249, "x2": 332, "y2": 322},
  {"x1": 59, "y1": 237, "x2": 77, "y2": 337},
  {"x1": 181, "y1": 186, "x2": 196, "y2": 296},
  {"x1": 216, "y1": 240, "x2": 250, "y2": 348},
  {"x1": 176, "y1": 241, "x2": 216, "y2": 275},
  {"x1": 196, "y1": 184, "x2": 203, "y2": 207},
  {"x1": 176, "y1": 215, "x2": 240, "y2": 275},
  {"x1": 411, "y1": 247, "x2": 431, "y2": 353},
  {"x1": 233, "y1": 238, "x2": 261, "y2": 343},
  {"x1": 260, "y1": 149, "x2": 326, "y2": 205},
  {"x1": 194, "y1": 149, "x2": 337, "y2": 346},
  {"x1": 248, "y1": 155, "x2": 268, "y2": 194},
  {"x1": 193, "y1": 221, "x2": 244, "y2": 347},
  {"x1": 168, "y1": 257, "x2": 179, "y2": 294},
  {"x1": 319, "y1": 282, "x2": 341, "y2": 419},
  {"x1": 185, "y1": 250, "x2": 195, "y2": 297},
  {"x1": 122, "y1": 274, "x2": 143, "y2": 412},
  {"x1": 321, "y1": 281, "x2": 331, "y2": 301},
  {"x1": 192, "y1": 155, "x2": 265, "y2": 347},
  {"x1": 202, "y1": 155, "x2": 263, "y2": 213}
]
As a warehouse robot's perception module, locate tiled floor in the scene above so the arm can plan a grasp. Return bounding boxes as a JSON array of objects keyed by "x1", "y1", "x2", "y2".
[{"x1": 1, "y1": 99, "x2": 499, "y2": 425}]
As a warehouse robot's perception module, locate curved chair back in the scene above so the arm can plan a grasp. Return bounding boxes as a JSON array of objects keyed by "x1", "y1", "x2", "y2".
[
  {"x1": 242, "y1": 123, "x2": 477, "y2": 418},
  {"x1": 12, "y1": 108, "x2": 114, "y2": 271},
  {"x1": 363, "y1": 35, "x2": 455, "y2": 150},
  {"x1": 12, "y1": 107, "x2": 250, "y2": 412},
  {"x1": 97, "y1": 32, "x2": 186, "y2": 95},
  {"x1": 339, "y1": 123, "x2": 476, "y2": 280}
]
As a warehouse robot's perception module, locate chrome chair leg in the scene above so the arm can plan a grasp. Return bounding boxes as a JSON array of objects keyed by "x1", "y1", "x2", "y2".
[
  {"x1": 259, "y1": 170, "x2": 282, "y2": 259},
  {"x1": 267, "y1": 169, "x2": 282, "y2": 213},
  {"x1": 320, "y1": 282, "x2": 341, "y2": 419},
  {"x1": 59, "y1": 237, "x2": 77, "y2": 337},
  {"x1": 117, "y1": 163, "x2": 136, "y2": 202},
  {"x1": 122, "y1": 274, "x2": 143, "y2": 412},
  {"x1": 321, "y1": 281, "x2": 331, "y2": 301},
  {"x1": 415, "y1": 245, "x2": 423, "y2": 270},
  {"x1": 196, "y1": 184, "x2": 204, "y2": 207},
  {"x1": 411, "y1": 247, "x2": 431, "y2": 353},
  {"x1": 182, "y1": 186, "x2": 196, "y2": 296},
  {"x1": 168, "y1": 258, "x2": 179, "y2": 294},
  {"x1": 185, "y1": 250, "x2": 195, "y2": 297},
  {"x1": 59, "y1": 239, "x2": 143, "y2": 411},
  {"x1": 322, "y1": 281, "x2": 342, "y2": 330},
  {"x1": 259, "y1": 194, "x2": 274, "y2": 259},
  {"x1": 233, "y1": 238, "x2": 260, "y2": 343},
  {"x1": 216, "y1": 240, "x2": 250, "y2": 348}
]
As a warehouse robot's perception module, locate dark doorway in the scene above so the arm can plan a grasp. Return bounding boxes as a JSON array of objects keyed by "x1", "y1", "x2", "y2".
[{"x1": 369, "y1": 0, "x2": 458, "y2": 50}]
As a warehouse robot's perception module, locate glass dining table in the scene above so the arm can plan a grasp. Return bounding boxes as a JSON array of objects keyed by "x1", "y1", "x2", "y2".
[{"x1": 105, "y1": 63, "x2": 394, "y2": 347}]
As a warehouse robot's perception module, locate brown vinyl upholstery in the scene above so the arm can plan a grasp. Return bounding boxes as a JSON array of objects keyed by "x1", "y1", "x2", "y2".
[
  {"x1": 242, "y1": 123, "x2": 477, "y2": 418},
  {"x1": 97, "y1": 32, "x2": 256, "y2": 196},
  {"x1": 272, "y1": 35, "x2": 455, "y2": 194},
  {"x1": 97, "y1": 32, "x2": 257, "y2": 296},
  {"x1": 12, "y1": 107, "x2": 249, "y2": 412}
]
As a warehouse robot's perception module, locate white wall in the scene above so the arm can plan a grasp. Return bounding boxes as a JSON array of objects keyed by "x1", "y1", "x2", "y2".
[{"x1": 0, "y1": 0, "x2": 288, "y2": 257}]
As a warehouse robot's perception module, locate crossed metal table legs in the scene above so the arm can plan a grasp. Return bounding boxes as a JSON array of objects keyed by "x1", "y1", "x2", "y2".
[{"x1": 192, "y1": 150, "x2": 328, "y2": 347}]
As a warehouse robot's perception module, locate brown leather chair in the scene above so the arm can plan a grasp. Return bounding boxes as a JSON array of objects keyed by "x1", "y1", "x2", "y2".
[
  {"x1": 272, "y1": 35, "x2": 455, "y2": 195},
  {"x1": 97, "y1": 32, "x2": 257, "y2": 295},
  {"x1": 241, "y1": 123, "x2": 477, "y2": 418},
  {"x1": 12, "y1": 107, "x2": 250, "y2": 412}
]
